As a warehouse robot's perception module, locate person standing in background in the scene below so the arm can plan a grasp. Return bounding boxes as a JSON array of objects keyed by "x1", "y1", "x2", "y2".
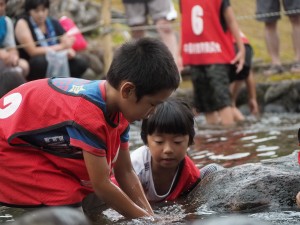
[
  {"x1": 179, "y1": 0, "x2": 245, "y2": 126},
  {"x1": 229, "y1": 31, "x2": 259, "y2": 122},
  {"x1": 256, "y1": 0, "x2": 300, "y2": 75},
  {"x1": 122, "y1": 0, "x2": 182, "y2": 72}
]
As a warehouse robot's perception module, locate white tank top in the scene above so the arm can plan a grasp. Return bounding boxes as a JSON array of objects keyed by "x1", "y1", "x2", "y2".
[{"x1": 131, "y1": 146, "x2": 179, "y2": 202}]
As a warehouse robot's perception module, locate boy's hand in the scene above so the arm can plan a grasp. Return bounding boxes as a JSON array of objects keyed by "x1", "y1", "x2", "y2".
[{"x1": 231, "y1": 50, "x2": 245, "y2": 73}]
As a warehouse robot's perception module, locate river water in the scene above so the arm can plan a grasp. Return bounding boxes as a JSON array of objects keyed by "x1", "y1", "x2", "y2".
[{"x1": 1, "y1": 113, "x2": 300, "y2": 224}]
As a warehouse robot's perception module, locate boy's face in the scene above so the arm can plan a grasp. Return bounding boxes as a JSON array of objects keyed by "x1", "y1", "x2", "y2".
[
  {"x1": 147, "y1": 133, "x2": 189, "y2": 170},
  {"x1": 120, "y1": 84, "x2": 173, "y2": 123},
  {"x1": 0, "y1": 0, "x2": 6, "y2": 16}
]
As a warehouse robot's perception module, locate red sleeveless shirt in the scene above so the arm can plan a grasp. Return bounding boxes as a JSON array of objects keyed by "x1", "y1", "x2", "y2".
[{"x1": 181, "y1": 0, "x2": 235, "y2": 65}]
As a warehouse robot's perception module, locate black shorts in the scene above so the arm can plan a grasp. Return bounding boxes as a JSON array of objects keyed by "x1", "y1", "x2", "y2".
[
  {"x1": 229, "y1": 44, "x2": 253, "y2": 83},
  {"x1": 190, "y1": 64, "x2": 232, "y2": 113}
]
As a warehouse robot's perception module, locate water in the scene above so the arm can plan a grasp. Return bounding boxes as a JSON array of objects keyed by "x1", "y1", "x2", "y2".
[
  {"x1": 130, "y1": 113, "x2": 300, "y2": 169},
  {"x1": 1, "y1": 113, "x2": 300, "y2": 224},
  {"x1": 190, "y1": 113, "x2": 300, "y2": 168}
]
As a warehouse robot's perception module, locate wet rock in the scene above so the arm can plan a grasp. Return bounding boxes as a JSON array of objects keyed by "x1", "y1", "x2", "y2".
[
  {"x1": 9, "y1": 207, "x2": 91, "y2": 225},
  {"x1": 264, "y1": 80, "x2": 293, "y2": 103},
  {"x1": 190, "y1": 215, "x2": 271, "y2": 225},
  {"x1": 185, "y1": 152, "x2": 300, "y2": 213},
  {"x1": 264, "y1": 103, "x2": 287, "y2": 113}
]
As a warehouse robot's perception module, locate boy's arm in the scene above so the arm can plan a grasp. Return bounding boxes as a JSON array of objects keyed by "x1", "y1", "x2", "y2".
[
  {"x1": 83, "y1": 150, "x2": 152, "y2": 219},
  {"x1": 223, "y1": 6, "x2": 245, "y2": 73},
  {"x1": 114, "y1": 149, "x2": 154, "y2": 215},
  {"x1": 245, "y1": 71, "x2": 259, "y2": 115}
]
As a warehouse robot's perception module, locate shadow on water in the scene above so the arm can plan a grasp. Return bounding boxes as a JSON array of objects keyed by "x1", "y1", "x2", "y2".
[{"x1": 1, "y1": 113, "x2": 300, "y2": 224}]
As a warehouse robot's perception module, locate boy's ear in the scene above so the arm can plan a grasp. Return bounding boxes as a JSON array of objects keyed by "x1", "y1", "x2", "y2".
[{"x1": 120, "y1": 82, "x2": 136, "y2": 98}]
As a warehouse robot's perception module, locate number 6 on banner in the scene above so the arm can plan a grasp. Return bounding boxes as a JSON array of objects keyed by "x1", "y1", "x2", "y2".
[
  {"x1": 0, "y1": 93, "x2": 22, "y2": 119},
  {"x1": 191, "y1": 5, "x2": 204, "y2": 35}
]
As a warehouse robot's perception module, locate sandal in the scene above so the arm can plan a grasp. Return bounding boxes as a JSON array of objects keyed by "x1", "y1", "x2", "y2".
[
  {"x1": 290, "y1": 62, "x2": 300, "y2": 73},
  {"x1": 263, "y1": 65, "x2": 284, "y2": 75}
]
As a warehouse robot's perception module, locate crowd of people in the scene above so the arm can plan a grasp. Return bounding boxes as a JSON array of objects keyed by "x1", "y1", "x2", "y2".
[
  {"x1": 0, "y1": 0, "x2": 88, "y2": 98},
  {"x1": 0, "y1": 0, "x2": 300, "y2": 224}
]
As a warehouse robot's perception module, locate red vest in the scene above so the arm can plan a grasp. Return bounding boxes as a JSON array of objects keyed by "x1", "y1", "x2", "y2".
[
  {"x1": 0, "y1": 78, "x2": 129, "y2": 206},
  {"x1": 232, "y1": 31, "x2": 249, "y2": 44},
  {"x1": 181, "y1": 0, "x2": 235, "y2": 65},
  {"x1": 166, "y1": 156, "x2": 200, "y2": 201}
]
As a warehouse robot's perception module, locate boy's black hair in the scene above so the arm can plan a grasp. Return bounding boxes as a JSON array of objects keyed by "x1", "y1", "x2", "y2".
[
  {"x1": 107, "y1": 37, "x2": 180, "y2": 102},
  {"x1": 25, "y1": 0, "x2": 50, "y2": 12},
  {"x1": 141, "y1": 97, "x2": 195, "y2": 146}
]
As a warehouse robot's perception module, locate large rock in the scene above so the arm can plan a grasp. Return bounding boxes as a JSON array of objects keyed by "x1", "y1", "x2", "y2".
[{"x1": 185, "y1": 152, "x2": 300, "y2": 212}]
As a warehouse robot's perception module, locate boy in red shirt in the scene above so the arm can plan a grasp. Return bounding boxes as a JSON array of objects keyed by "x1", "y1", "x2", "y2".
[
  {"x1": 0, "y1": 37, "x2": 180, "y2": 219},
  {"x1": 180, "y1": 0, "x2": 245, "y2": 126}
]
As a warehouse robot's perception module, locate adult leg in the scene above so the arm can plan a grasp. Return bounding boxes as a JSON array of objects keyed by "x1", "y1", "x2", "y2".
[
  {"x1": 289, "y1": 15, "x2": 300, "y2": 72},
  {"x1": 123, "y1": 2, "x2": 147, "y2": 39},
  {"x1": 150, "y1": 0, "x2": 180, "y2": 70},
  {"x1": 256, "y1": 0, "x2": 283, "y2": 75},
  {"x1": 283, "y1": 0, "x2": 300, "y2": 72},
  {"x1": 131, "y1": 27, "x2": 146, "y2": 40},
  {"x1": 155, "y1": 19, "x2": 179, "y2": 67},
  {"x1": 264, "y1": 21, "x2": 281, "y2": 66}
]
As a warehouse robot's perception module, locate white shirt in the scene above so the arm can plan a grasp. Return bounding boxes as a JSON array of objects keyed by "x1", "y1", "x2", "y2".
[
  {"x1": 131, "y1": 146, "x2": 178, "y2": 202},
  {"x1": 2, "y1": 17, "x2": 16, "y2": 48}
]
